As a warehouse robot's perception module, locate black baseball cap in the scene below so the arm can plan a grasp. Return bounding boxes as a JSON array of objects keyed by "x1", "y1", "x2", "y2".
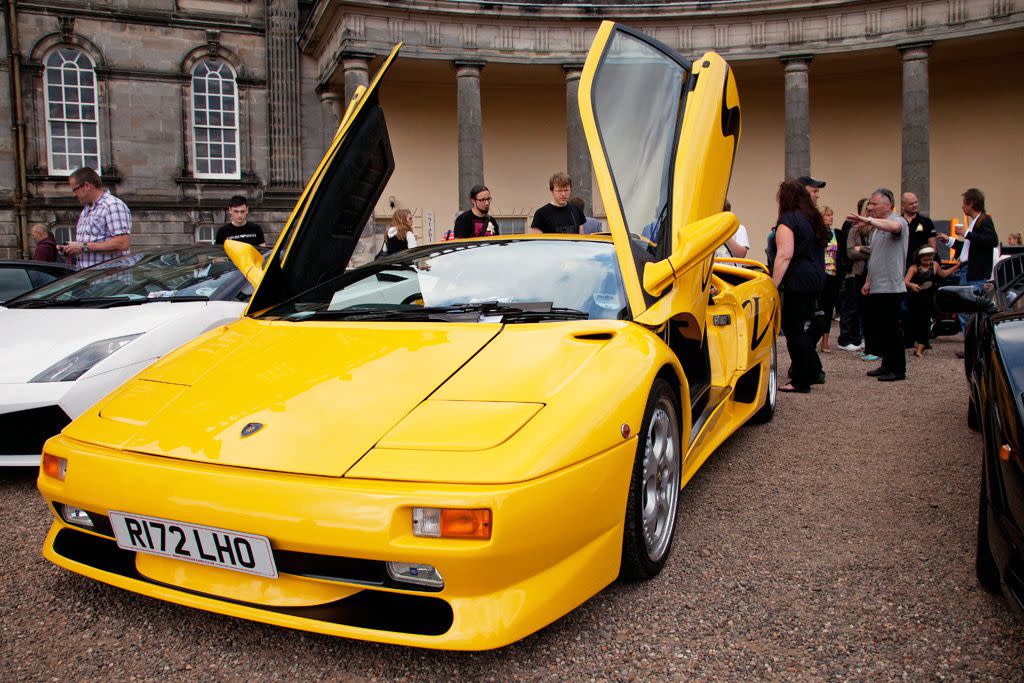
[{"x1": 797, "y1": 175, "x2": 826, "y2": 188}]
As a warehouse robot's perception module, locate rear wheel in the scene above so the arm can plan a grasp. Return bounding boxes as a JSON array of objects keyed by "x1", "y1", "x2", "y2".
[
  {"x1": 620, "y1": 378, "x2": 681, "y2": 581},
  {"x1": 749, "y1": 341, "x2": 777, "y2": 424}
]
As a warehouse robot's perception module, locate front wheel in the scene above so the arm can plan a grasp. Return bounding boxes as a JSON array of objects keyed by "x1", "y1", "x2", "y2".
[{"x1": 620, "y1": 378, "x2": 682, "y2": 581}]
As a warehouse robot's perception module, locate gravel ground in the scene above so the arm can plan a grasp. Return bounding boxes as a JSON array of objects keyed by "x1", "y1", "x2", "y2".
[{"x1": 2, "y1": 330, "x2": 1023, "y2": 681}]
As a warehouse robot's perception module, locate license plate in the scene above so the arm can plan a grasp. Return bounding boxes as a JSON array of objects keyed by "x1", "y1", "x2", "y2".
[{"x1": 108, "y1": 511, "x2": 277, "y2": 579}]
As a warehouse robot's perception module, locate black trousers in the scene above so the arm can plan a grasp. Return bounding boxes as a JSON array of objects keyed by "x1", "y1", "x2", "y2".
[
  {"x1": 865, "y1": 292, "x2": 906, "y2": 376},
  {"x1": 819, "y1": 274, "x2": 842, "y2": 335},
  {"x1": 781, "y1": 289, "x2": 823, "y2": 391},
  {"x1": 837, "y1": 275, "x2": 863, "y2": 347}
]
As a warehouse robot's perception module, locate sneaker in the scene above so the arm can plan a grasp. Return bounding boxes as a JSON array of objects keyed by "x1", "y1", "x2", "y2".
[
  {"x1": 860, "y1": 353, "x2": 881, "y2": 362},
  {"x1": 838, "y1": 343, "x2": 862, "y2": 351}
]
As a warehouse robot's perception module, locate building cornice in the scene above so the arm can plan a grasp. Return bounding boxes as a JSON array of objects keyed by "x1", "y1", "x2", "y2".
[
  {"x1": 304, "y1": 0, "x2": 1024, "y2": 85},
  {"x1": 17, "y1": 2, "x2": 266, "y2": 34}
]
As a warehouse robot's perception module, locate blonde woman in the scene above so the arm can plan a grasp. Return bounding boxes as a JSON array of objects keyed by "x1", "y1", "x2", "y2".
[
  {"x1": 378, "y1": 209, "x2": 418, "y2": 258},
  {"x1": 818, "y1": 206, "x2": 841, "y2": 352}
]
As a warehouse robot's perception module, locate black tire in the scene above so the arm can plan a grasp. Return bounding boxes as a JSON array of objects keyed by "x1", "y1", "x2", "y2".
[
  {"x1": 967, "y1": 393, "x2": 980, "y2": 432},
  {"x1": 620, "y1": 378, "x2": 682, "y2": 581},
  {"x1": 976, "y1": 468, "x2": 1001, "y2": 593},
  {"x1": 749, "y1": 341, "x2": 777, "y2": 424}
]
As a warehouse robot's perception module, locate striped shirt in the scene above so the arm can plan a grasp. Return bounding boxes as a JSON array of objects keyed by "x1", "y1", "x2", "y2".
[{"x1": 74, "y1": 190, "x2": 132, "y2": 269}]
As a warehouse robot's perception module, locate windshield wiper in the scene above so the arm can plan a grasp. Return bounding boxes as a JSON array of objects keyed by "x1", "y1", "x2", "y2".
[
  {"x1": 283, "y1": 301, "x2": 588, "y2": 323},
  {"x1": 8, "y1": 295, "x2": 209, "y2": 309}
]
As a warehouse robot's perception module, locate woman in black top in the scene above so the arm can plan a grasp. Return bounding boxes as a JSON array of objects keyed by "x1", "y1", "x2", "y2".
[{"x1": 771, "y1": 180, "x2": 830, "y2": 392}]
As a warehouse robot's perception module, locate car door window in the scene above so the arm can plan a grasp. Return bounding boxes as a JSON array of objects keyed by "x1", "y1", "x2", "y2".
[{"x1": 0, "y1": 268, "x2": 33, "y2": 302}]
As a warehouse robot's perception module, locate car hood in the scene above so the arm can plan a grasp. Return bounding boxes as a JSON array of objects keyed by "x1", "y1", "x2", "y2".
[
  {"x1": 0, "y1": 304, "x2": 212, "y2": 383},
  {"x1": 68, "y1": 318, "x2": 504, "y2": 477}
]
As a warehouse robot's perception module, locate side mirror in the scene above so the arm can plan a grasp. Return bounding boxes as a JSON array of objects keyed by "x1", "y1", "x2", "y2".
[
  {"x1": 936, "y1": 285, "x2": 996, "y2": 315},
  {"x1": 224, "y1": 240, "x2": 265, "y2": 288},
  {"x1": 642, "y1": 212, "x2": 738, "y2": 296}
]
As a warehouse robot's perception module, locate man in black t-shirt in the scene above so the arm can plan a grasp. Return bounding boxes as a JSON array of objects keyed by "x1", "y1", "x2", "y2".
[
  {"x1": 901, "y1": 191, "x2": 935, "y2": 262},
  {"x1": 531, "y1": 172, "x2": 585, "y2": 234},
  {"x1": 215, "y1": 195, "x2": 266, "y2": 247},
  {"x1": 453, "y1": 185, "x2": 500, "y2": 238}
]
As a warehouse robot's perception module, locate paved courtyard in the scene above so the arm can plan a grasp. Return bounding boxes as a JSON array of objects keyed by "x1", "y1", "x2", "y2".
[{"x1": 2, "y1": 331, "x2": 1022, "y2": 681}]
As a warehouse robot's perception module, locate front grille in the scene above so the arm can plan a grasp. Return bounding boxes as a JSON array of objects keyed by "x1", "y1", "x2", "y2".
[
  {"x1": 0, "y1": 405, "x2": 71, "y2": 456},
  {"x1": 51, "y1": 528, "x2": 454, "y2": 636}
]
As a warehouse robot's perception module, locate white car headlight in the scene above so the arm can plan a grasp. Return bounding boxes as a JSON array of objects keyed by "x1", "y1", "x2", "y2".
[{"x1": 30, "y1": 334, "x2": 142, "y2": 383}]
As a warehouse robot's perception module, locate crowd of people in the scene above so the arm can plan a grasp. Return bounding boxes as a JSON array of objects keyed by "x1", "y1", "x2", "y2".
[{"x1": 769, "y1": 176, "x2": 1000, "y2": 391}]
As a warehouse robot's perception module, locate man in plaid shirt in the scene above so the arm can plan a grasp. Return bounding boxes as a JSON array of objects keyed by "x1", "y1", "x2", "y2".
[{"x1": 62, "y1": 167, "x2": 132, "y2": 270}]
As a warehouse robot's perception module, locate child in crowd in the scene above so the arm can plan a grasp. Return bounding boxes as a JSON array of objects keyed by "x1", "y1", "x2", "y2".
[
  {"x1": 818, "y1": 206, "x2": 841, "y2": 353},
  {"x1": 904, "y1": 246, "x2": 959, "y2": 358}
]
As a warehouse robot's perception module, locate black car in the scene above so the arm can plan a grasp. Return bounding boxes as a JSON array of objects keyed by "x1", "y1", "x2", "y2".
[
  {"x1": 0, "y1": 259, "x2": 73, "y2": 303},
  {"x1": 939, "y1": 255, "x2": 1024, "y2": 616}
]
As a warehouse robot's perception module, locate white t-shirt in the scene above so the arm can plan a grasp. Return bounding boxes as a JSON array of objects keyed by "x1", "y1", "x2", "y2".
[{"x1": 714, "y1": 224, "x2": 750, "y2": 259}]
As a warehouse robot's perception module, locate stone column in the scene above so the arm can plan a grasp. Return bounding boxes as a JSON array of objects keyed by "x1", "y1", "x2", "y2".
[
  {"x1": 266, "y1": 0, "x2": 303, "y2": 189},
  {"x1": 454, "y1": 60, "x2": 486, "y2": 211},
  {"x1": 342, "y1": 52, "x2": 373, "y2": 108},
  {"x1": 564, "y1": 64, "x2": 592, "y2": 213},
  {"x1": 781, "y1": 55, "x2": 813, "y2": 180},
  {"x1": 900, "y1": 42, "x2": 932, "y2": 213},
  {"x1": 317, "y1": 87, "x2": 341, "y2": 151}
]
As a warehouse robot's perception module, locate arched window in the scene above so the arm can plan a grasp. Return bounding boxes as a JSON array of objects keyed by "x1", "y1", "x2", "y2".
[
  {"x1": 44, "y1": 48, "x2": 101, "y2": 175},
  {"x1": 194, "y1": 224, "x2": 215, "y2": 244},
  {"x1": 191, "y1": 59, "x2": 240, "y2": 179}
]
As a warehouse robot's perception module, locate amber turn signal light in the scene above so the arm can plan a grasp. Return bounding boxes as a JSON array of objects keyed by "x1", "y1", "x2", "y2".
[
  {"x1": 999, "y1": 444, "x2": 1014, "y2": 462},
  {"x1": 440, "y1": 508, "x2": 492, "y2": 539},
  {"x1": 413, "y1": 507, "x2": 492, "y2": 539},
  {"x1": 42, "y1": 453, "x2": 67, "y2": 481}
]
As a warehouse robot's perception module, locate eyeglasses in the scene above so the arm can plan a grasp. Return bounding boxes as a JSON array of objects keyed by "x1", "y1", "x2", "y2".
[
  {"x1": 71, "y1": 183, "x2": 85, "y2": 193},
  {"x1": 474, "y1": 197, "x2": 492, "y2": 203}
]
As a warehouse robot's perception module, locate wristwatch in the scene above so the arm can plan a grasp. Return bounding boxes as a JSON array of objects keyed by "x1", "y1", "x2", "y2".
[{"x1": 82, "y1": 242, "x2": 89, "y2": 253}]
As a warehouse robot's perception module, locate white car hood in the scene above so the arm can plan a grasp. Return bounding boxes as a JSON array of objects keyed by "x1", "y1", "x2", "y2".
[{"x1": 0, "y1": 303, "x2": 231, "y2": 383}]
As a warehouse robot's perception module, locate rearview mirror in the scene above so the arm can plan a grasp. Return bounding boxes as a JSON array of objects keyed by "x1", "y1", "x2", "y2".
[
  {"x1": 642, "y1": 212, "x2": 738, "y2": 296},
  {"x1": 223, "y1": 240, "x2": 265, "y2": 288},
  {"x1": 936, "y1": 285, "x2": 996, "y2": 315}
]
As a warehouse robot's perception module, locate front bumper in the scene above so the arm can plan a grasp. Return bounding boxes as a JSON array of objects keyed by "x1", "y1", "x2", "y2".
[
  {"x1": 0, "y1": 383, "x2": 73, "y2": 465},
  {"x1": 38, "y1": 434, "x2": 635, "y2": 650}
]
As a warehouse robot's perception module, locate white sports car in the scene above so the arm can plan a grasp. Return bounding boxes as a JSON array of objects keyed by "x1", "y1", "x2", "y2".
[{"x1": 0, "y1": 246, "x2": 253, "y2": 466}]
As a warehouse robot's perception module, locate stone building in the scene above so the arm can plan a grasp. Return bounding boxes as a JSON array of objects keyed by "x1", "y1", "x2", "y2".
[
  {"x1": 0, "y1": 0, "x2": 327, "y2": 260},
  {"x1": 3, "y1": 1, "x2": 1023, "y2": 262}
]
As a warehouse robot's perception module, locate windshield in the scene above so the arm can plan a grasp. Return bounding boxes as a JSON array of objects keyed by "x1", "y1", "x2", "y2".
[
  {"x1": 257, "y1": 239, "x2": 628, "y2": 322},
  {"x1": 8, "y1": 247, "x2": 247, "y2": 305}
]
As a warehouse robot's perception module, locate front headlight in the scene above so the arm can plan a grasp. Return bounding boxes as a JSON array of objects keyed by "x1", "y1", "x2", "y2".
[{"x1": 30, "y1": 334, "x2": 142, "y2": 383}]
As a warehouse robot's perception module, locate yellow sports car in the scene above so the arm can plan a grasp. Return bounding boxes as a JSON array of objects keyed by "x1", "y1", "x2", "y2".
[{"x1": 38, "y1": 22, "x2": 779, "y2": 650}]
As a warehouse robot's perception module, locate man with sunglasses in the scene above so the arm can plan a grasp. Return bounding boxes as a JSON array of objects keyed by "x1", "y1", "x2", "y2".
[
  {"x1": 62, "y1": 167, "x2": 132, "y2": 270},
  {"x1": 453, "y1": 184, "x2": 500, "y2": 238}
]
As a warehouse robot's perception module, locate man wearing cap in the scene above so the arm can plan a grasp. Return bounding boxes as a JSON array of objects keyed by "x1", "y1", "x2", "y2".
[
  {"x1": 768, "y1": 175, "x2": 825, "y2": 272},
  {"x1": 798, "y1": 176, "x2": 826, "y2": 205}
]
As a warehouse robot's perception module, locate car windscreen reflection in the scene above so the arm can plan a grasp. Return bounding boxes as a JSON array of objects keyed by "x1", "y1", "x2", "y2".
[{"x1": 259, "y1": 239, "x2": 629, "y2": 322}]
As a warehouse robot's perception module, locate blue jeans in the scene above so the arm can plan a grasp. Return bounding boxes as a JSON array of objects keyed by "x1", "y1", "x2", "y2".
[{"x1": 958, "y1": 268, "x2": 986, "y2": 332}]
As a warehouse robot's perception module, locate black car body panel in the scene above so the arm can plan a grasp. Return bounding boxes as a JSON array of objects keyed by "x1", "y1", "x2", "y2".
[
  {"x1": 0, "y1": 259, "x2": 73, "y2": 303},
  {"x1": 942, "y1": 254, "x2": 1024, "y2": 617}
]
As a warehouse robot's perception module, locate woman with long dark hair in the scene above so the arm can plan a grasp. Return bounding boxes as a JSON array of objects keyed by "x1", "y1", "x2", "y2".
[{"x1": 771, "y1": 180, "x2": 829, "y2": 392}]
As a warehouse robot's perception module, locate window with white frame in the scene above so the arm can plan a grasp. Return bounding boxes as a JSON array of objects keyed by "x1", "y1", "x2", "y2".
[
  {"x1": 194, "y1": 224, "x2": 215, "y2": 244},
  {"x1": 44, "y1": 48, "x2": 101, "y2": 175},
  {"x1": 53, "y1": 226, "x2": 73, "y2": 244},
  {"x1": 191, "y1": 59, "x2": 240, "y2": 179}
]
